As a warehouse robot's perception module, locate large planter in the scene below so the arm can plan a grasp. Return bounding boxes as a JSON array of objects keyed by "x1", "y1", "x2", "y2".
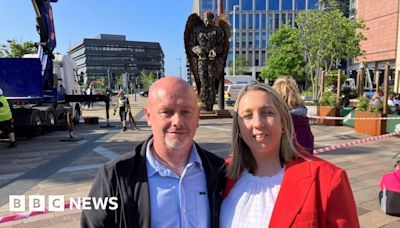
[
  {"x1": 317, "y1": 106, "x2": 342, "y2": 126},
  {"x1": 354, "y1": 111, "x2": 386, "y2": 136}
]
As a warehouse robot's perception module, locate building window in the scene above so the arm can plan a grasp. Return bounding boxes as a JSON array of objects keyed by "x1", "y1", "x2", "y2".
[
  {"x1": 248, "y1": 32, "x2": 253, "y2": 48},
  {"x1": 295, "y1": 0, "x2": 306, "y2": 10},
  {"x1": 274, "y1": 13, "x2": 280, "y2": 29},
  {"x1": 202, "y1": 0, "x2": 213, "y2": 11},
  {"x1": 262, "y1": 13, "x2": 266, "y2": 29},
  {"x1": 231, "y1": 13, "x2": 239, "y2": 29},
  {"x1": 261, "y1": 32, "x2": 266, "y2": 48},
  {"x1": 261, "y1": 50, "x2": 266, "y2": 65},
  {"x1": 254, "y1": 14, "x2": 259, "y2": 29},
  {"x1": 282, "y1": 0, "x2": 293, "y2": 10},
  {"x1": 248, "y1": 51, "x2": 253, "y2": 65},
  {"x1": 242, "y1": 32, "x2": 247, "y2": 48},
  {"x1": 242, "y1": 14, "x2": 247, "y2": 29},
  {"x1": 255, "y1": 51, "x2": 260, "y2": 66},
  {"x1": 249, "y1": 14, "x2": 254, "y2": 29},
  {"x1": 243, "y1": 0, "x2": 253, "y2": 10},
  {"x1": 255, "y1": 32, "x2": 260, "y2": 48},
  {"x1": 309, "y1": 0, "x2": 319, "y2": 9},
  {"x1": 267, "y1": 13, "x2": 273, "y2": 30},
  {"x1": 256, "y1": 0, "x2": 266, "y2": 10},
  {"x1": 269, "y1": 0, "x2": 279, "y2": 10},
  {"x1": 281, "y1": 13, "x2": 286, "y2": 25}
]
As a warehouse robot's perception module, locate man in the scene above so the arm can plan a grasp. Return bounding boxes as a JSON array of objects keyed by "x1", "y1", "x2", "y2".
[
  {"x1": 379, "y1": 160, "x2": 400, "y2": 216},
  {"x1": 81, "y1": 77, "x2": 226, "y2": 227},
  {"x1": 0, "y1": 88, "x2": 16, "y2": 148},
  {"x1": 113, "y1": 90, "x2": 130, "y2": 132}
]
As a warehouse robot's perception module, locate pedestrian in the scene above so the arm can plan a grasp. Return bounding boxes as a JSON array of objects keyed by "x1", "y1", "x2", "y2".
[
  {"x1": 104, "y1": 88, "x2": 111, "y2": 126},
  {"x1": 368, "y1": 92, "x2": 383, "y2": 112},
  {"x1": 81, "y1": 77, "x2": 226, "y2": 227},
  {"x1": 273, "y1": 76, "x2": 314, "y2": 153},
  {"x1": 0, "y1": 88, "x2": 16, "y2": 148},
  {"x1": 220, "y1": 83, "x2": 359, "y2": 227},
  {"x1": 379, "y1": 160, "x2": 400, "y2": 216},
  {"x1": 113, "y1": 90, "x2": 130, "y2": 132}
]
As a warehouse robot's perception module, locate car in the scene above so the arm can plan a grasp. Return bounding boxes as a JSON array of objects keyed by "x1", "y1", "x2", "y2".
[
  {"x1": 224, "y1": 84, "x2": 247, "y2": 106},
  {"x1": 139, "y1": 91, "x2": 148, "y2": 97}
]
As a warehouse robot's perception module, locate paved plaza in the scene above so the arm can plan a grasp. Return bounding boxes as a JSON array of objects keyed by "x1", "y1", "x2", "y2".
[{"x1": 0, "y1": 95, "x2": 399, "y2": 227}]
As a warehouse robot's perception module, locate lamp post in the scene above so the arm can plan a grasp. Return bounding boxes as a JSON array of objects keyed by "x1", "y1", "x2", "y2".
[
  {"x1": 177, "y1": 57, "x2": 182, "y2": 79},
  {"x1": 232, "y1": 4, "x2": 239, "y2": 77}
]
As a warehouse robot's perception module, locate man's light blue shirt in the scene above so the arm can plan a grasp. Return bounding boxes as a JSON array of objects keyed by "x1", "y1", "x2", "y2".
[{"x1": 146, "y1": 139, "x2": 210, "y2": 228}]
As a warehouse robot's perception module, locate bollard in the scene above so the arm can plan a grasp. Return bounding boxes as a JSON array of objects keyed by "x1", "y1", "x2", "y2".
[
  {"x1": 60, "y1": 111, "x2": 83, "y2": 142},
  {"x1": 100, "y1": 98, "x2": 114, "y2": 128}
]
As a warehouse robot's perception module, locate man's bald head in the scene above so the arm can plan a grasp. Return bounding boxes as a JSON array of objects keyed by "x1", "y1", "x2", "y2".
[{"x1": 148, "y1": 77, "x2": 197, "y2": 107}]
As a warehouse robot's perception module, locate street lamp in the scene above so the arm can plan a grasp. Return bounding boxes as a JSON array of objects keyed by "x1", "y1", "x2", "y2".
[
  {"x1": 232, "y1": 4, "x2": 239, "y2": 76},
  {"x1": 177, "y1": 57, "x2": 182, "y2": 79}
]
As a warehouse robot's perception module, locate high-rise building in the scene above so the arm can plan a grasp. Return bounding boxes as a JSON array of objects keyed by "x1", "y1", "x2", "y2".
[
  {"x1": 67, "y1": 34, "x2": 164, "y2": 88},
  {"x1": 192, "y1": 0, "x2": 319, "y2": 79}
]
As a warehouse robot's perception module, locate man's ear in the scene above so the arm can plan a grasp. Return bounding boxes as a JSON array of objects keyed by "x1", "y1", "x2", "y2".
[{"x1": 144, "y1": 106, "x2": 151, "y2": 127}]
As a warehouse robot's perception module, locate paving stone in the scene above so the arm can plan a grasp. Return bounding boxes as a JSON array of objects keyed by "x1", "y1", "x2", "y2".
[{"x1": 359, "y1": 210, "x2": 400, "y2": 228}]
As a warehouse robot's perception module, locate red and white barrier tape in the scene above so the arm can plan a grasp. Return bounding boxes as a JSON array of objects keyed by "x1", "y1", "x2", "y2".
[
  {"x1": 0, "y1": 202, "x2": 74, "y2": 224},
  {"x1": 313, "y1": 131, "x2": 400, "y2": 154},
  {"x1": 308, "y1": 115, "x2": 400, "y2": 120}
]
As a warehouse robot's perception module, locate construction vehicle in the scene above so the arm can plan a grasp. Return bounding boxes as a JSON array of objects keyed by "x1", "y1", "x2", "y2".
[{"x1": 0, "y1": 0, "x2": 103, "y2": 137}]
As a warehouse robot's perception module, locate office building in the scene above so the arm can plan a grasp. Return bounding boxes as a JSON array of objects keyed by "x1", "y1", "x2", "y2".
[
  {"x1": 67, "y1": 34, "x2": 164, "y2": 88},
  {"x1": 192, "y1": 0, "x2": 319, "y2": 79}
]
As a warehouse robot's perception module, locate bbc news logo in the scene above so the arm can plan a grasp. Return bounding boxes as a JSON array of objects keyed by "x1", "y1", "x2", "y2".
[{"x1": 9, "y1": 195, "x2": 118, "y2": 212}]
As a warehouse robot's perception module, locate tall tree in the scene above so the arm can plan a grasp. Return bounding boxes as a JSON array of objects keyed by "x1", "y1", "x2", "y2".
[
  {"x1": 260, "y1": 26, "x2": 306, "y2": 81},
  {"x1": 0, "y1": 39, "x2": 37, "y2": 57},
  {"x1": 294, "y1": 7, "x2": 366, "y2": 100},
  {"x1": 229, "y1": 55, "x2": 250, "y2": 75}
]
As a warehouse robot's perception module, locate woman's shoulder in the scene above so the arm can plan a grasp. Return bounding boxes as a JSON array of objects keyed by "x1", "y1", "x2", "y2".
[{"x1": 289, "y1": 153, "x2": 345, "y2": 176}]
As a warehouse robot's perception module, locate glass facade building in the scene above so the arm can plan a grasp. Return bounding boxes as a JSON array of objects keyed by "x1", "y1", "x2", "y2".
[
  {"x1": 68, "y1": 34, "x2": 164, "y2": 87},
  {"x1": 193, "y1": 0, "x2": 319, "y2": 79}
]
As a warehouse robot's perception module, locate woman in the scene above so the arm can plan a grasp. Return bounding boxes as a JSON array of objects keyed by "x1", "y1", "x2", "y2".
[
  {"x1": 273, "y1": 76, "x2": 314, "y2": 153},
  {"x1": 220, "y1": 83, "x2": 359, "y2": 227},
  {"x1": 113, "y1": 90, "x2": 130, "y2": 131}
]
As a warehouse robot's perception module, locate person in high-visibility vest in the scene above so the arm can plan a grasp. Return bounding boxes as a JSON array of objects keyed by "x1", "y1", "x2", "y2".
[
  {"x1": 0, "y1": 88, "x2": 16, "y2": 148},
  {"x1": 113, "y1": 90, "x2": 131, "y2": 132}
]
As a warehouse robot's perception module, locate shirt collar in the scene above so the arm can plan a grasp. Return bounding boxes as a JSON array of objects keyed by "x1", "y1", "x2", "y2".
[{"x1": 145, "y1": 138, "x2": 203, "y2": 177}]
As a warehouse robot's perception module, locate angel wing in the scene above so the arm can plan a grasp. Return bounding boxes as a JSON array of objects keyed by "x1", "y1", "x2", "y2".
[
  {"x1": 184, "y1": 13, "x2": 204, "y2": 95},
  {"x1": 212, "y1": 14, "x2": 231, "y2": 94}
]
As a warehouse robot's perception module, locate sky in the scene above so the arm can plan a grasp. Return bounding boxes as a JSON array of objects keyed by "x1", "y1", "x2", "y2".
[{"x1": 0, "y1": 0, "x2": 193, "y2": 77}]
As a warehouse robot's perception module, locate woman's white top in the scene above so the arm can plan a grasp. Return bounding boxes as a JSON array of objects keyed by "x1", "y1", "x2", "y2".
[{"x1": 220, "y1": 168, "x2": 284, "y2": 228}]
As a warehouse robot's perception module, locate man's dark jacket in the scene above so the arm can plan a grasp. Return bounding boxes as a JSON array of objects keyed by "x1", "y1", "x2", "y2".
[{"x1": 81, "y1": 136, "x2": 226, "y2": 228}]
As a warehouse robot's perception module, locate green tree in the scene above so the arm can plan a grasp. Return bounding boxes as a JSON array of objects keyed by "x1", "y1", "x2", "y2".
[
  {"x1": 140, "y1": 70, "x2": 156, "y2": 90},
  {"x1": 229, "y1": 55, "x2": 250, "y2": 75},
  {"x1": 260, "y1": 26, "x2": 306, "y2": 81},
  {"x1": 0, "y1": 39, "x2": 37, "y2": 57},
  {"x1": 294, "y1": 7, "x2": 366, "y2": 101}
]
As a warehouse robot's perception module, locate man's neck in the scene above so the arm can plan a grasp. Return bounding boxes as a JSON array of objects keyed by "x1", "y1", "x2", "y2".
[{"x1": 151, "y1": 144, "x2": 192, "y2": 177}]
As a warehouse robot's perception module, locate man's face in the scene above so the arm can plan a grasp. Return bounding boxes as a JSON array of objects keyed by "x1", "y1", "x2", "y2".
[{"x1": 145, "y1": 88, "x2": 200, "y2": 152}]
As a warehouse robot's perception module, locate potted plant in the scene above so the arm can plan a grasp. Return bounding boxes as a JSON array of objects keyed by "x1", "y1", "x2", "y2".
[
  {"x1": 317, "y1": 91, "x2": 342, "y2": 126},
  {"x1": 354, "y1": 96, "x2": 386, "y2": 136}
]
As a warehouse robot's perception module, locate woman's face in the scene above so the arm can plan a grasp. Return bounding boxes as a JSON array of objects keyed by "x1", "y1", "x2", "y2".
[{"x1": 237, "y1": 90, "x2": 283, "y2": 158}]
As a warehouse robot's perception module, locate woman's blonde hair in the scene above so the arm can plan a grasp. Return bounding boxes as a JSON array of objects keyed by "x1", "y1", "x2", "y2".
[
  {"x1": 227, "y1": 83, "x2": 303, "y2": 179},
  {"x1": 272, "y1": 76, "x2": 304, "y2": 109}
]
